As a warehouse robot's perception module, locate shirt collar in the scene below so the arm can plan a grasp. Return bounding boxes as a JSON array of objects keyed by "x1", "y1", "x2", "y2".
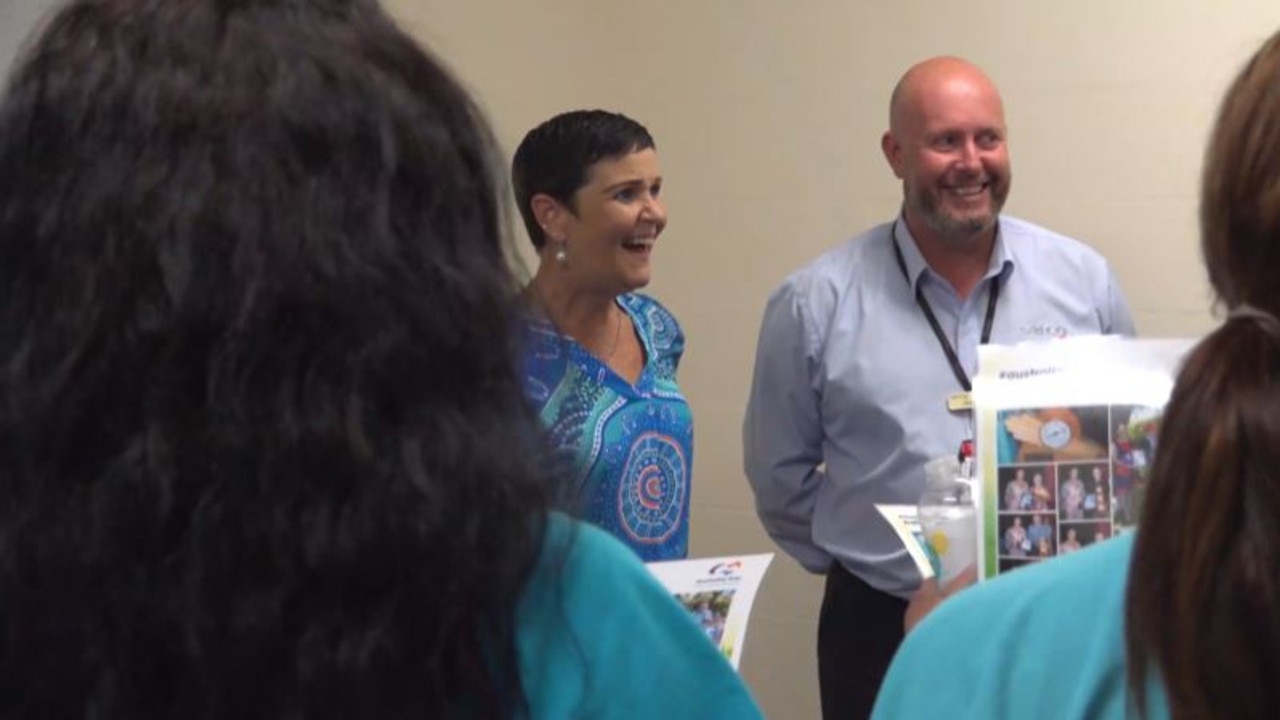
[{"x1": 891, "y1": 214, "x2": 1014, "y2": 292}]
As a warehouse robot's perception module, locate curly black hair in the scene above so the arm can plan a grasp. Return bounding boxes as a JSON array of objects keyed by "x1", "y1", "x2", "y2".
[{"x1": 0, "y1": 0, "x2": 554, "y2": 718}]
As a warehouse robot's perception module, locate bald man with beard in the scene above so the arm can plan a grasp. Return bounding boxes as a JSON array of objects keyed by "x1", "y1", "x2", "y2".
[{"x1": 743, "y1": 57, "x2": 1135, "y2": 719}]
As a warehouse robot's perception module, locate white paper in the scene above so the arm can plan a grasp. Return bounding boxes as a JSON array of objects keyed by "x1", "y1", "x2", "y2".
[
  {"x1": 874, "y1": 504, "x2": 936, "y2": 581},
  {"x1": 645, "y1": 553, "x2": 773, "y2": 670},
  {"x1": 972, "y1": 335, "x2": 1196, "y2": 580}
]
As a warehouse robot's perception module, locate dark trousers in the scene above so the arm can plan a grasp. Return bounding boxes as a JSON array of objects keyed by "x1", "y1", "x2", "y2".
[{"x1": 817, "y1": 562, "x2": 907, "y2": 720}]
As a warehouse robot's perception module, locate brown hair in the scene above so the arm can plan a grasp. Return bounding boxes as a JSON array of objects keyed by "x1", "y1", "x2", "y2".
[{"x1": 1125, "y1": 30, "x2": 1280, "y2": 720}]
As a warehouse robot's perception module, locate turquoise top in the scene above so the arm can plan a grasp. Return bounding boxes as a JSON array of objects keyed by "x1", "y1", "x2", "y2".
[
  {"x1": 522, "y1": 293, "x2": 692, "y2": 561},
  {"x1": 872, "y1": 532, "x2": 1170, "y2": 719},
  {"x1": 518, "y1": 514, "x2": 763, "y2": 719}
]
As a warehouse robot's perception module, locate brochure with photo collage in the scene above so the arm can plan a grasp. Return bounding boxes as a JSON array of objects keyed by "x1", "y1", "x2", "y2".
[{"x1": 973, "y1": 336, "x2": 1195, "y2": 580}]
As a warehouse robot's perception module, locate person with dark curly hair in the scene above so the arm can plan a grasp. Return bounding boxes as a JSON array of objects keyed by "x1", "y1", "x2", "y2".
[{"x1": 0, "y1": 1, "x2": 762, "y2": 718}]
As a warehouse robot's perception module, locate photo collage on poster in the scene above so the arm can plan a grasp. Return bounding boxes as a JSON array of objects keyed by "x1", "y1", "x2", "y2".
[
  {"x1": 992, "y1": 404, "x2": 1162, "y2": 576},
  {"x1": 674, "y1": 590, "x2": 734, "y2": 646}
]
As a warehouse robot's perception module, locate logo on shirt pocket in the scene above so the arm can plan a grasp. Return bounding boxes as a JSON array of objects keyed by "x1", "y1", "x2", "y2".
[{"x1": 1020, "y1": 324, "x2": 1069, "y2": 339}]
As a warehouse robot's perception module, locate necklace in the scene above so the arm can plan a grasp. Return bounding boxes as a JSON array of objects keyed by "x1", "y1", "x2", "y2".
[
  {"x1": 526, "y1": 285, "x2": 623, "y2": 362},
  {"x1": 602, "y1": 306, "x2": 623, "y2": 361}
]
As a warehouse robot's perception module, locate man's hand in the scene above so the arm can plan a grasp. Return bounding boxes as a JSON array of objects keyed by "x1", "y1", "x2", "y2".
[{"x1": 903, "y1": 565, "x2": 978, "y2": 633}]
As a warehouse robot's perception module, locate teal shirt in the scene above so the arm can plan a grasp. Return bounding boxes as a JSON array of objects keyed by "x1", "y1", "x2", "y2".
[
  {"x1": 518, "y1": 514, "x2": 763, "y2": 719},
  {"x1": 872, "y1": 533, "x2": 1170, "y2": 719}
]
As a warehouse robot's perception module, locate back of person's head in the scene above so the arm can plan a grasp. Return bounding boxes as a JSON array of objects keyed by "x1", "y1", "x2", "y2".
[
  {"x1": 0, "y1": 0, "x2": 553, "y2": 717},
  {"x1": 511, "y1": 109, "x2": 654, "y2": 249},
  {"x1": 1126, "y1": 28, "x2": 1280, "y2": 720}
]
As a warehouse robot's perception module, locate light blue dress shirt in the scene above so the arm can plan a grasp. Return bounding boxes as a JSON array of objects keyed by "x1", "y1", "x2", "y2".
[
  {"x1": 871, "y1": 533, "x2": 1170, "y2": 719},
  {"x1": 743, "y1": 216, "x2": 1135, "y2": 596}
]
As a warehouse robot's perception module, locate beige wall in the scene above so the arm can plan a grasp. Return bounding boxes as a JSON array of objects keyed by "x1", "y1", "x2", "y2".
[
  {"x1": 391, "y1": 2, "x2": 1279, "y2": 718},
  {"x1": 0, "y1": 0, "x2": 1267, "y2": 717},
  {"x1": 0, "y1": 0, "x2": 58, "y2": 73}
]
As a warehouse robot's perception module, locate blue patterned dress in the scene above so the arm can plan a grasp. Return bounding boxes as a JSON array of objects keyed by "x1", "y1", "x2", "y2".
[{"x1": 521, "y1": 293, "x2": 692, "y2": 561}]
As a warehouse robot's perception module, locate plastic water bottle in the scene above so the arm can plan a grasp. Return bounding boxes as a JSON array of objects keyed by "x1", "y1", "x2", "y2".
[{"x1": 917, "y1": 448, "x2": 977, "y2": 586}]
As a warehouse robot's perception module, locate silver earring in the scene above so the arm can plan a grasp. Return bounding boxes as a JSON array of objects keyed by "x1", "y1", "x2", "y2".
[{"x1": 554, "y1": 244, "x2": 567, "y2": 265}]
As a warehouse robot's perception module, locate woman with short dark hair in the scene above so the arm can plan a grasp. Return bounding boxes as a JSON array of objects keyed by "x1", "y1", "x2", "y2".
[{"x1": 513, "y1": 110, "x2": 693, "y2": 562}]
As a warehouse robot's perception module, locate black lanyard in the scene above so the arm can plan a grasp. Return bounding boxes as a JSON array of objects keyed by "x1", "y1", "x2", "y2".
[{"x1": 890, "y1": 220, "x2": 1000, "y2": 393}]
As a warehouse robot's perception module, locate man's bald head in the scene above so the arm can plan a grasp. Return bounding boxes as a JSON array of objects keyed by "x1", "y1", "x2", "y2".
[
  {"x1": 881, "y1": 56, "x2": 1011, "y2": 248},
  {"x1": 888, "y1": 57, "x2": 1004, "y2": 138}
]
